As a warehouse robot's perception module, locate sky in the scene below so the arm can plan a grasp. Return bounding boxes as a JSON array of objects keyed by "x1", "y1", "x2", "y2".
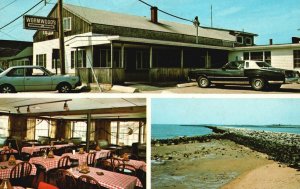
[
  {"x1": 151, "y1": 98, "x2": 300, "y2": 125},
  {"x1": 0, "y1": 0, "x2": 300, "y2": 45}
]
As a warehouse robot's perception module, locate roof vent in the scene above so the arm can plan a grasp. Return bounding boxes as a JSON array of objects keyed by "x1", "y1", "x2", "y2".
[{"x1": 151, "y1": 6, "x2": 158, "y2": 23}]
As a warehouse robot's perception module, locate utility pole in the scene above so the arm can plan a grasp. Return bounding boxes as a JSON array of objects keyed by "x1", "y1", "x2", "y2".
[
  {"x1": 58, "y1": 0, "x2": 65, "y2": 75},
  {"x1": 193, "y1": 16, "x2": 200, "y2": 44},
  {"x1": 211, "y1": 5, "x2": 213, "y2": 27}
]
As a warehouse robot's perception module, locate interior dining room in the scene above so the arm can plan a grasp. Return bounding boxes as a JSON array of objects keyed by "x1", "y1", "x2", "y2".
[{"x1": 0, "y1": 98, "x2": 147, "y2": 189}]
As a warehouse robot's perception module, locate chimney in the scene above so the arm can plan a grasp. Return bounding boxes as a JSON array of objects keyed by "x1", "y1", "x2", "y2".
[
  {"x1": 269, "y1": 39, "x2": 273, "y2": 45},
  {"x1": 151, "y1": 6, "x2": 158, "y2": 23}
]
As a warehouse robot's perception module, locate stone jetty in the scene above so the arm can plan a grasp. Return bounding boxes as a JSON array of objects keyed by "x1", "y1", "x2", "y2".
[{"x1": 207, "y1": 126, "x2": 300, "y2": 167}]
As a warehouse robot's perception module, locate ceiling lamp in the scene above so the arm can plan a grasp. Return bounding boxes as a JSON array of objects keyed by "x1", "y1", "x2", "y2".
[
  {"x1": 27, "y1": 106, "x2": 30, "y2": 113},
  {"x1": 63, "y1": 101, "x2": 69, "y2": 111}
]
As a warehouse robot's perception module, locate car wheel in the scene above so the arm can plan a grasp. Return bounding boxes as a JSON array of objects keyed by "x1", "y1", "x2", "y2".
[
  {"x1": 57, "y1": 83, "x2": 71, "y2": 93},
  {"x1": 268, "y1": 84, "x2": 282, "y2": 91},
  {"x1": 0, "y1": 85, "x2": 15, "y2": 93},
  {"x1": 251, "y1": 78, "x2": 266, "y2": 91},
  {"x1": 197, "y1": 76, "x2": 211, "y2": 88}
]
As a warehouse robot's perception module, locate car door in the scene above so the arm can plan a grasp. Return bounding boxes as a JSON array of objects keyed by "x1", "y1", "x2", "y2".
[
  {"x1": 5, "y1": 68, "x2": 25, "y2": 91},
  {"x1": 24, "y1": 67, "x2": 53, "y2": 91},
  {"x1": 214, "y1": 61, "x2": 248, "y2": 84}
]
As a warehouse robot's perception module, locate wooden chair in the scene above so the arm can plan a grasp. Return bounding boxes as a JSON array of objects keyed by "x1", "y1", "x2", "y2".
[
  {"x1": 97, "y1": 159, "x2": 114, "y2": 171},
  {"x1": 77, "y1": 175, "x2": 103, "y2": 189},
  {"x1": 114, "y1": 162, "x2": 137, "y2": 176},
  {"x1": 86, "y1": 152, "x2": 96, "y2": 167},
  {"x1": 64, "y1": 147, "x2": 73, "y2": 153},
  {"x1": 10, "y1": 162, "x2": 33, "y2": 187},
  {"x1": 56, "y1": 169, "x2": 77, "y2": 189},
  {"x1": 38, "y1": 181, "x2": 59, "y2": 189},
  {"x1": 47, "y1": 156, "x2": 71, "y2": 182}
]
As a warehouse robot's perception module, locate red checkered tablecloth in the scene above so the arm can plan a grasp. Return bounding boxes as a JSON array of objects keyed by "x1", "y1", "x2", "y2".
[
  {"x1": 13, "y1": 187, "x2": 25, "y2": 189},
  {"x1": 22, "y1": 143, "x2": 74, "y2": 155},
  {"x1": 0, "y1": 160, "x2": 37, "y2": 179},
  {"x1": 67, "y1": 167, "x2": 142, "y2": 189},
  {"x1": 0, "y1": 148, "x2": 18, "y2": 154},
  {"x1": 62, "y1": 152, "x2": 88, "y2": 165},
  {"x1": 29, "y1": 156, "x2": 61, "y2": 171},
  {"x1": 124, "y1": 160, "x2": 146, "y2": 172}
]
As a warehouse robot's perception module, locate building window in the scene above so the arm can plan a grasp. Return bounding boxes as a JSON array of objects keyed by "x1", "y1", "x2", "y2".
[
  {"x1": 236, "y1": 36, "x2": 243, "y2": 44},
  {"x1": 72, "y1": 121, "x2": 87, "y2": 141},
  {"x1": 71, "y1": 50, "x2": 86, "y2": 69},
  {"x1": 264, "y1": 51, "x2": 271, "y2": 64},
  {"x1": 294, "y1": 50, "x2": 300, "y2": 68},
  {"x1": 136, "y1": 51, "x2": 149, "y2": 70},
  {"x1": 0, "y1": 116, "x2": 9, "y2": 137},
  {"x1": 245, "y1": 37, "x2": 252, "y2": 45},
  {"x1": 243, "y1": 51, "x2": 271, "y2": 64},
  {"x1": 110, "y1": 121, "x2": 144, "y2": 146},
  {"x1": 243, "y1": 52, "x2": 250, "y2": 60},
  {"x1": 35, "y1": 119, "x2": 50, "y2": 139},
  {"x1": 251, "y1": 52, "x2": 264, "y2": 61},
  {"x1": 63, "y1": 17, "x2": 72, "y2": 31},
  {"x1": 100, "y1": 49, "x2": 111, "y2": 67},
  {"x1": 36, "y1": 54, "x2": 46, "y2": 67}
]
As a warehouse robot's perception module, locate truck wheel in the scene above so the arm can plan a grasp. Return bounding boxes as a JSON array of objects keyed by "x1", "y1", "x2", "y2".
[
  {"x1": 251, "y1": 78, "x2": 266, "y2": 91},
  {"x1": 0, "y1": 85, "x2": 15, "y2": 93},
  {"x1": 197, "y1": 76, "x2": 211, "y2": 88},
  {"x1": 57, "y1": 83, "x2": 71, "y2": 93}
]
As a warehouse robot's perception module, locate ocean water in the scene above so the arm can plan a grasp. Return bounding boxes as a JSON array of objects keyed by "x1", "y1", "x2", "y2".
[{"x1": 152, "y1": 124, "x2": 300, "y2": 139}]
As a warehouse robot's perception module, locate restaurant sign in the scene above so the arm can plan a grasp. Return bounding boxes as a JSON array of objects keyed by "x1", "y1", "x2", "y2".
[{"x1": 23, "y1": 15, "x2": 58, "y2": 31}]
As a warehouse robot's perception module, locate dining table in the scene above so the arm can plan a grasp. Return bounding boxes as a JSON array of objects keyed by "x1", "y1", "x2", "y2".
[
  {"x1": 67, "y1": 166, "x2": 142, "y2": 189},
  {"x1": 62, "y1": 149, "x2": 111, "y2": 165},
  {"x1": 21, "y1": 143, "x2": 74, "y2": 155},
  {"x1": 29, "y1": 155, "x2": 62, "y2": 172},
  {"x1": 0, "y1": 160, "x2": 37, "y2": 179}
]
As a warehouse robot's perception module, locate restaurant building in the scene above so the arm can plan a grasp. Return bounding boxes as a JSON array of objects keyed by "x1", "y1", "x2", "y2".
[{"x1": 33, "y1": 3, "x2": 256, "y2": 84}]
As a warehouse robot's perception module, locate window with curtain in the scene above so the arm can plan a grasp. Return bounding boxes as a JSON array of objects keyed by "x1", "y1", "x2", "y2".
[
  {"x1": 0, "y1": 116, "x2": 9, "y2": 137},
  {"x1": 110, "y1": 121, "x2": 144, "y2": 146},
  {"x1": 35, "y1": 119, "x2": 50, "y2": 139},
  {"x1": 27, "y1": 118, "x2": 36, "y2": 140},
  {"x1": 72, "y1": 121, "x2": 87, "y2": 141}
]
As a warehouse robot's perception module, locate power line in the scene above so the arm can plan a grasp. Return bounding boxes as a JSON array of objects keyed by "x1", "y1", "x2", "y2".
[
  {"x1": 137, "y1": 0, "x2": 193, "y2": 23},
  {"x1": 0, "y1": 0, "x2": 44, "y2": 30},
  {"x1": 0, "y1": 0, "x2": 17, "y2": 11}
]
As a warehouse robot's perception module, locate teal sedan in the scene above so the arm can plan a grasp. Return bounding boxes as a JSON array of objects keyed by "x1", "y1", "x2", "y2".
[{"x1": 0, "y1": 66, "x2": 81, "y2": 93}]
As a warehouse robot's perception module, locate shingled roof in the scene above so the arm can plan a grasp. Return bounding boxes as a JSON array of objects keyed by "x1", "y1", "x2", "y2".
[{"x1": 63, "y1": 4, "x2": 255, "y2": 42}]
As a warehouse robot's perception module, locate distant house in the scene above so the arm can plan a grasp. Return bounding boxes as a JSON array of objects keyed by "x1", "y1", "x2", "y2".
[
  {"x1": 0, "y1": 40, "x2": 33, "y2": 69},
  {"x1": 229, "y1": 38, "x2": 300, "y2": 71},
  {"x1": 33, "y1": 3, "x2": 256, "y2": 84}
]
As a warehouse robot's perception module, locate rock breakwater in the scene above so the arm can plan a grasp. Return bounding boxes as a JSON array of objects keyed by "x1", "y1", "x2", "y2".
[{"x1": 208, "y1": 126, "x2": 300, "y2": 167}]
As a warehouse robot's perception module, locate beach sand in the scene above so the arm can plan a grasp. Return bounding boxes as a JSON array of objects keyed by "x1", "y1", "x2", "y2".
[{"x1": 151, "y1": 139, "x2": 300, "y2": 189}]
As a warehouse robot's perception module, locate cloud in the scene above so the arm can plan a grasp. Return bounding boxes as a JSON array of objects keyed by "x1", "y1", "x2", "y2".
[{"x1": 216, "y1": 6, "x2": 243, "y2": 17}]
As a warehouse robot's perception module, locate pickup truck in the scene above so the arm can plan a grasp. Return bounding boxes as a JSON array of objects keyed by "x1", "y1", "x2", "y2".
[{"x1": 188, "y1": 60, "x2": 300, "y2": 91}]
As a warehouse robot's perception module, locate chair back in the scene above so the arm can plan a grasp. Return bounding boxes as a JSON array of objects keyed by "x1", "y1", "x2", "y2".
[
  {"x1": 58, "y1": 156, "x2": 70, "y2": 169},
  {"x1": 10, "y1": 162, "x2": 32, "y2": 178},
  {"x1": 115, "y1": 163, "x2": 137, "y2": 176},
  {"x1": 38, "y1": 181, "x2": 59, "y2": 189},
  {"x1": 64, "y1": 147, "x2": 73, "y2": 153},
  {"x1": 86, "y1": 152, "x2": 96, "y2": 167},
  {"x1": 77, "y1": 175, "x2": 103, "y2": 189},
  {"x1": 56, "y1": 169, "x2": 77, "y2": 189},
  {"x1": 98, "y1": 159, "x2": 114, "y2": 171}
]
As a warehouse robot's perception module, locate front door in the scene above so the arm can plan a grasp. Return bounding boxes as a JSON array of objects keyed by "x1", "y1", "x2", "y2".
[
  {"x1": 214, "y1": 61, "x2": 248, "y2": 84},
  {"x1": 24, "y1": 67, "x2": 53, "y2": 91}
]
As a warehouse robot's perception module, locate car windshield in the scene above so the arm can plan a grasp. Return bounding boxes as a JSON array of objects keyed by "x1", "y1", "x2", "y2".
[
  {"x1": 40, "y1": 67, "x2": 55, "y2": 75},
  {"x1": 256, "y1": 61, "x2": 272, "y2": 68}
]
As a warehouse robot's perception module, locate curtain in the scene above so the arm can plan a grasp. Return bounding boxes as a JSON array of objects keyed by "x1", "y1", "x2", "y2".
[
  {"x1": 49, "y1": 120, "x2": 57, "y2": 138},
  {"x1": 65, "y1": 120, "x2": 72, "y2": 139},
  {"x1": 95, "y1": 120, "x2": 111, "y2": 144},
  {"x1": 90, "y1": 121, "x2": 95, "y2": 141},
  {"x1": 26, "y1": 118, "x2": 36, "y2": 140}
]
